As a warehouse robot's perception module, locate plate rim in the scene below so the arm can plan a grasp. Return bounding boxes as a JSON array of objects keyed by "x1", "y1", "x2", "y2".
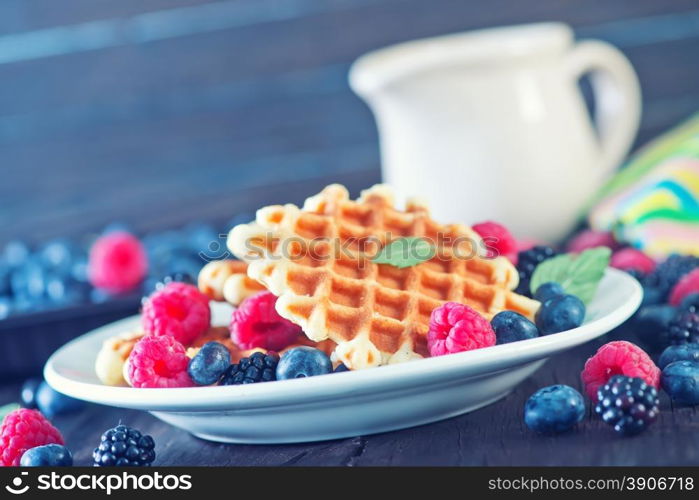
[{"x1": 44, "y1": 268, "x2": 641, "y2": 411}]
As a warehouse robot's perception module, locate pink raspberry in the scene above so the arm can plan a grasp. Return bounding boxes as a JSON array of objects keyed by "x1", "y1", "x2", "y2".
[
  {"x1": 472, "y1": 221, "x2": 518, "y2": 265},
  {"x1": 610, "y1": 248, "x2": 656, "y2": 274},
  {"x1": 567, "y1": 229, "x2": 618, "y2": 254},
  {"x1": 142, "y1": 282, "x2": 211, "y2": 346},
  {"x1": 581, "y1": 341, "x2": 660, "y2": 401},
  {"x1": 230, "y1": 291, "x2": 302, "y2": 350},
  {"x1": 127, "y1": 335, "x2": 194, "y2": 388},
  {"x1": 669, "y1": 269, "x2": 699, "y2": 306},
  {"x1": 88, "y1": 232, "x2": 148, "y2": 293},
  {"x1": 427, "y1": 302, "x2": 495, "y2": 356},
  {"x1": 0, "y1": 408, "x2": 64, "y2": 466}
]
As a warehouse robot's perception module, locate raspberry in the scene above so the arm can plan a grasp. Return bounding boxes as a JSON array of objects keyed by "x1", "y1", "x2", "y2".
[
  {"x1": 472, "y1": 221, "x2": 518, "y2": 264},
  {"x1": 610, "y1": 248, "x2": 656, "y2": 274},
  {"x1": 566, "y1": 230, "x2": 618, "y2": 254},
  {"x1": 230, "y1": 291, "x2": 302, "y2": 350},
  {"x1": 127, "y1": 335, "x2": 194, "y2": 388},
  {"x1": 669, "y1": 269, "x2": 699, "y2": 306},
  {"x1": 88, "y1": 232, "x2": 148, "y2": 293},
  {"x1": 142, "y1": 282, "x2": 210, "y2": 346},
  {"x1": 427, "y1": 302, "x2": 495, "y2": 356},
  {"x1": 581, "y1": 341, "x2": 660, "y2": 401},
  {"x1": 0, "y1": 408, "x2": 64, "y2": 466}
]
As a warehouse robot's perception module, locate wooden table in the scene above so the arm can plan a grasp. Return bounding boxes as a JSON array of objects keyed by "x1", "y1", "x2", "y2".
[{"x1": 3, "y1": 325, "x2": 697, "y2": 466}]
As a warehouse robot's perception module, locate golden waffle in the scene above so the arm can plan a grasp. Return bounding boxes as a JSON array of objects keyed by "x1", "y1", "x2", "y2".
[
  {"x1": 198, "y1": 259, "x2": 265, "y2": 305},
  {"x1": 228, "y1": 184, "x2": 540, "y2": 369}
]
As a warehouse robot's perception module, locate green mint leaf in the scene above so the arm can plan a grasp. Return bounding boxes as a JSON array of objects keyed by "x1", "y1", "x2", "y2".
[
  {"x1": 0, "y1": 403, "x2": 19, "y2": 422},
  {"x1": 372, "y1": 237, "x2": 436, "y2": 269},
  {"x1": 530, "y1": 247, "x2": 611, "y2": 305}
]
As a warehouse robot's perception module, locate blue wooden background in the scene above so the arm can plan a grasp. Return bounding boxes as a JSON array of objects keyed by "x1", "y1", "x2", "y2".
[{"x1": 1, "y1": 0, "x2": 698, "y2": 245}]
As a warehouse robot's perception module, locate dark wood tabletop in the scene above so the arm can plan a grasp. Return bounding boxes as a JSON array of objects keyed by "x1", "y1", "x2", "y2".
[{"x1": 2, "y1": 325, "x2": 697, "y2": 466}]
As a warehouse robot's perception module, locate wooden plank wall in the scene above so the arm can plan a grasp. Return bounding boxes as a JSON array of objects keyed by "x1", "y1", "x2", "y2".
[{"x1": 1, "y1": 0, "x2": 698, "y2": 243}]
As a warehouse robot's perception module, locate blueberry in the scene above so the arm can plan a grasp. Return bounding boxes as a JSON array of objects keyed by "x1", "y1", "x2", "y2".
[
  {"x1": 20, "y1": 378, "x2": 42, "y2": 409},
  {"x1": 533, "y1": 282, "x2": 565, "y2": 303},
  {"x1": 20, "y1": 444, "x2": 73, "y2": 466},
  {"x1": 633, "y1": 304, "x2": 676, "y2": 352},
  {"x1": 11, "y1": 260, "x2": 45, "y2": 299},
  {"x1": 491, "y1": 311, "x2": 539, "y2": 344},
  {"x1": 39, "y1": 239, "x2": 74, "y2": 275},
  {"x1": 334, "y1": 363, "x2": 350, "y2": 373},
  {"x1": 0, "y1": 264, "x2": 10, "y2": 296},
  {"x1": 36, "y1": 381, "x2": 86, "y2": 417},
  {"x1": 276, "y1": 347, "x2": 332, "y2": 380},
  {"x1": 641, "y1": 286, "x2": 664, "y2": 307},
  {"x1": 679, "y1": 293, "x2": 699, "y2": 313},
  {"x1": 659, "y1": 343, "x2": 699, "y2": 369},
  {"x1": 188, "y1": 342, "x2": 231, "y2": 385},
  {"x1": 535, "y1": 294, "x2": 586, "y2": 334},
  {"x1": 103, "y1": 222, "x2": 132, "y2": 235},
  {"x1": 4, "y1": 240, "x2": 30, "y2": 268},
  {"x1": 0, "y1": 296, "x2": 11, "y2": 319},
  {"x1": 661, "y1": 361, "x2": 699, "y2": 405},
  {"x1": 524, "y1": 385, "x2": 585, "y2": 433}
]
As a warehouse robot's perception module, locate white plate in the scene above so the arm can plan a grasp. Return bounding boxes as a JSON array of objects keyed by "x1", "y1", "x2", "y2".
[{"x1": 45, "y1": 268, "x2": 641, "y2": 444}]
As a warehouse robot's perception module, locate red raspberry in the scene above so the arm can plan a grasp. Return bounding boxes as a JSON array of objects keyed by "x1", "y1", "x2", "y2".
[
  {"x1": 0, "y1": 408, "x2": 64, "y2": 466},
  {"x1": 472, "y1": 221, "x2": 518, "y2": 265},
  {"x1": 142, "y1": 282, "x2": 211, "y2": 346},
  {"x1": 581, "y1": 341, "x2": 660, "y2": 401},
  {"x1": 127, "y1": 335, "x2": 194, "y2": 388},
  {"x1": 230, "y1": 291, "x2": 302, "y2": 350},
  {"x1": 427, "y1": 302, "x2": 495, "y2": 356},
  {"x1": 669, "y1": 269, "x2": 699, "y2": 306},
  {"x1": 88, "y1": 232, "x2": 148, "y2": 293},
  {"x1": 610, "y1": 248, "x2": 656, "y2": 274},
  {"x1": 567, "y1": 230, "x2": 618, "y2": 254}
]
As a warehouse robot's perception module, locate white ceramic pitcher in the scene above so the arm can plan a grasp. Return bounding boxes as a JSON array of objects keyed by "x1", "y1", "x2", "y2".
[{"x1": 349, "y1": 23, "x2": 641, "y2": 241}]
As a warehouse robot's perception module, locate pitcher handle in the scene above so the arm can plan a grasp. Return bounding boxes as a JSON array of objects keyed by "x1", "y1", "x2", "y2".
[{"x1": 565, "y1": 40, "x2": 641, "y2": 179}]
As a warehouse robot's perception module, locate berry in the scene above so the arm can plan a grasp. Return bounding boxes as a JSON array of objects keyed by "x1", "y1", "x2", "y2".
[
  {"x1": 640, "y1": 285, "x2": 664, "y2": 307},
  {"x1": 633, "y1": 305, "x2": 675, "y2": 352},
  {"x1": 334, "y1": 363, "x2": 350, "y2": 373},
  {"x1": 595, "y1": 375, "x2": 659, "y2": 436},
  {"x1": 142, "y1": 282, "x2": 211, "y2": 345},
  {"x1": 659, "y1": 343, "x2": 699, "y2": 369},
  {"x1": 127, "y1": 335, "x2": 194, "y2": 388},
  {"x1": 669, "y1": 269, "x2": 699, "y2": 306},
  {"x1": 188, "y1": 341, "x2": 231, "y2": 385},
  {"x1": 524, "y1": 385, "x2": 585, "y2": 434},
  {"x1": 535, "y1": 294, "x2": 585, "y2": 335},
  {"x1": 276, "y1": 347, "x2": 332, "y2": 380},
  {"x1": 661, "y1": 361, "x2": 699, "y2": 405},
  {"x1": 230, "y1": 291, "x2": 301, "y2": 351},
  {"x1": 20, "y1": 444, "x2": 73, "y2": 466},
  {"x1": 667, "y1": 309, "x2": 699, "y2": 345},
  {"x1": 567, "y1": 230, "x2": 617, "y2": 253},
  {"x1": 221, "y1": 352, "x2": 279, "y2": 384},
  {"x1": 36, "y1": 381, "x2": 86, "y2": 417},
  {"x1": 610, "y1": 248, "x2": 656, "y2": 274},
  {"x1": 643, "y1": 254, "x2": 699, "y2": 302},
  {"x1": 160, "y1": 272, "x2": 195, "y2": 286},
  {"x1": 679, "y1": 293, "x2": 699, "y2": 313},
  {"x1": 491, "y1": 311, "x2": 539, "y2": 345},
  {"x1": 581, "y1": 341, "x2": 660, "y2": 401},
  {"x1": 20, "y1": 378, "x2": 42, "y2": 409},
  {"x1": 88, "y1": 232, "x2": 148, "y2": 293},
  {"x1": 0, "y1": 409, "x2": 64, "y2": 466},
  {"x1": 427, "y1": 302, "x2": 495, "y2": 356},
  {"x1": 93, "y1": 424, "x2": 155, "y2": 466},
  {"x1": 533, "y1": 282, "x2": 565, "y2": 303},
  {"x1": 515, "y1": 245, "x2": 557, "y2": 296},
  {"x1": 472, "y1": 221, "x2": 518, "y2": 264}
]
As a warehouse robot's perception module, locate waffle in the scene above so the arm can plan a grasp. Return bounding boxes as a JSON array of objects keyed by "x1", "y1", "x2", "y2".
[
  {"x1": 228, "y1": 184, "x2": 540, "y2": 369},
  {"x1": 95, "y1": 330, "x2": 145, "y2": 386},
  {"x1": 198, "y1": 259, "x2": 265, "y2": 305}
]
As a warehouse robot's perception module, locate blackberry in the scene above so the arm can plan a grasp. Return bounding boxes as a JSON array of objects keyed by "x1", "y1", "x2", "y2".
[
  {"x1": 93, "y1": 425, "x2": 155, "y2": 466},
  {"x1": 515, "y1": 245, "x2": 558, "y2": 296},
  {"x1": 667, "y1": 309, "x2": 699, "y2": 345},
  {"x1": 643, "y1": 254, "x2": 699, "y2": 301},
  {"x1": 595, "y1": 375, "x2": 659, "y2": 436},
  {"x1": 220, "y1": 352, "x2": 279, "y2": 385}
]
